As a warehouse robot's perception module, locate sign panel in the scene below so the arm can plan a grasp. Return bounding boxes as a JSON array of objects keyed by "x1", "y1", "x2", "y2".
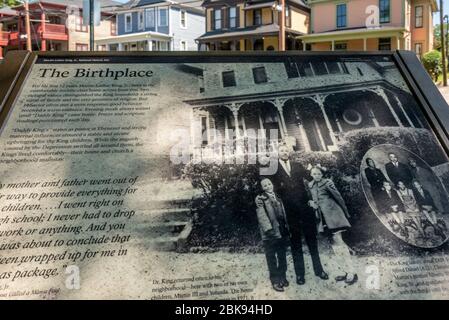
[{"x1": 1, "y1": 52, "x2": 449, "y2": 299}]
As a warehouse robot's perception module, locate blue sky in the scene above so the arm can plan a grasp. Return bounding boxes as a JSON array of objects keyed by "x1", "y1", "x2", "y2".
[{"x1": 434, "y1": 1, "x2": 449, "y2": 25}]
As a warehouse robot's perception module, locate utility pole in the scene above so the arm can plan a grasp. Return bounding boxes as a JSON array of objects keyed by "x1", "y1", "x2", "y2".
[
  {"x1": 278, "y1": 0, "x2": 286, "y2": 51},
  {"x1": 440, "y1": 0, "x2": 447, "y2": 86},
  {"x1": 24, "y1": 0, "x2": 32, "y2": 51},
  {"x1": 89, "y1": 0, "x2": 94, "y2": 51},
  {"x1": 445, "y1": 15, "x2": 449, "y2": 59}
]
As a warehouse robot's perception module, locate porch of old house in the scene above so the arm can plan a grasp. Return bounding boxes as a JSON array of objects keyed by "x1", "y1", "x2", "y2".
[
  {"x1": 299, "y1": 27, "x2": 408, "y2": 52},
  {"x1": 189, "y1": 85, "x2": 425, "y2": 163}
]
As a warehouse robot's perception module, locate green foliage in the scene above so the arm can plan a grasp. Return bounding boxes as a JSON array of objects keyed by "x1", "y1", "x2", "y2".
[
  {"x1": 422, "y1": 50, "x2": 443, "y2": 81},
  {"x1": 0, "y1": 0, "x2": 21, "y2": 8},
  {"x1": 434, "y1": 24, "x2": 442, "y2": 50}
]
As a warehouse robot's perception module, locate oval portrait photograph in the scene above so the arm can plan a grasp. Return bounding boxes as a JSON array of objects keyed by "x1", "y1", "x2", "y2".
[{"x1": 361, "y1": 144, "x2": 449, "y2": 248}]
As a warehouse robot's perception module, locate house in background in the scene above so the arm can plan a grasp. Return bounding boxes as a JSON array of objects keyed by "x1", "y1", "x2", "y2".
[
  {"x1": 197, "y1": 0, "x2": 310, "y2": 51},
  {"x1": 299, "y1": 0, "x2": 437, "y2": 56},
  {"x1": 0, "y1": 0, "x2": 119, "y2": 58},
  {"x1": 0, "y1": 6, "x2": 16, "y2": 59},
  {"x1": 96, "y1": 0, "x2": 205, "y2": 51}
]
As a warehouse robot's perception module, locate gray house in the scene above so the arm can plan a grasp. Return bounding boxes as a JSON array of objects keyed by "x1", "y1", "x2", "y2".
[{"x1": 96, "y1": 0, "x2": 204, "y2": 51}]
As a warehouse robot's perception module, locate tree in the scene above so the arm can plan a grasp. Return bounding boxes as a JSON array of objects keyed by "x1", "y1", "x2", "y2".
[
  {"x1": 434, "y1": 23, "x2": 449, "y2": 51},
  {"x1": 422, "y1": 50, "x2": 443, "y2": 82},
  {"x1": 0, "y1": 0, "x2": 21, "y2": 8},
  {"x1": 434, "y1": 24, "x2": 442, "y2": 50}
]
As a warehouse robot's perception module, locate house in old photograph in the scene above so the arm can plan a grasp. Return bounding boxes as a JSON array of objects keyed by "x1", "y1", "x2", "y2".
[
  {"x1": 181, "y1": 57, "x2": 428, "y2": 160},
  {"x1": 299, "y1": 0, "x2": 437, "y2": 56},
  {"x1": 96, "y1": 0, "x2": 205, "y2": 51},
  {"x1": 197, "y1": 0, "x2": 310, "y2": 51},
  {"x1": 0, "y1": 0, "x2": 120, "y2": 57}
]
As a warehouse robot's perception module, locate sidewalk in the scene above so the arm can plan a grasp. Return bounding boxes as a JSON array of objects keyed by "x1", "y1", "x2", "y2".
[{"x1": 439, "y1": 86, "x2": 449, "y2": 103}]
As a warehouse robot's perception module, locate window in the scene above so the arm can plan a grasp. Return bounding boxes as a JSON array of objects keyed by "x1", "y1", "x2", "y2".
[
  {"x1": 214, "y1": 9, "x2": 222, "y2": 29},
  {"x1": 159, "y1": 41, "x2": 169, "y2": 51},
  {"x1": 285, "y1": 60, "x2": 347, "y2": 78},
  {"x1": 379, "y1": 0, "x2": 390, "y2": 23},
  {"x1": 326, "y1": 61, "x2": 343, "y2": 74},
  {"x1": 180, "y1": 10, "x2": 186, "y2": 28},
  {"x1": 49, "y1": 16, "x2": 61, "y2": 24},
  {"x1": 378, "y1": 37, "x2": 391, "y2": 50},
  {"x1": 285, "y1": 6, "x2": 291, "y2": 27},
  {"x1": 253, "y1": 9, "x2": 262, "y2": 25},
  {"x1": 7, "y1": 23, "x2": 17, "y2": 32},
  {"x1": 336, "y1": 4, "x2": 346, "y2": 28},
  {"x1": 252, "y1": 67, "x2": 267, "y2": 84},
  {"x1": 222, "y1": 71, "x2": 236, "y2": 87},
  {"x1": 138, "y1": 11, "x2": 144, "y2": 30},
  {"x1": 286, "y1": 62, "x2": 314, "y2": 77},
  {"x1": 159, "y1": 8, "x2": 168, "y2": 26},
  {"x1": 180, "y1": 40, "x2": 187, "y2": 51},
  {"x1": 125, "y1": 13, "x2": 132, "y2": 32},
  {"x1": 229, "y1": 7, "x2": 237, "y2": 28},
  {"x1": 313, "y1": 62, "x2": 328, "y2": 76},
  {"x1": 146, "y1": 8, "x2": 155, "y2": 28},
  {"x1": 201, "y1": 116, "x2": 208, "y2": 146},
  {"x1": 335, "y1": 42, "x2": 347, "y2": 50},
  {"x1": 97, "y1": 44, "x2": 107, "y2": 51},
  {"x1": 111, "y1": 21, "x2": 117, "y2": 35},
  {"x1": 50, "y1": 43, "x2": 61, "y2": 51},
  {"x1": 75, "y1": 16, "x2": 88, "y2": 32},
  {"x1": 253, "y1": 39, "x2": 264, "y2": 50},
  {"x1": 415, "y1": 6, "x2": 423, "y2": 28},
  {"x1": 145, "y1": 8, "x2": 156, "y2": 28},
  {"x1": 76, "y1": 43, "x2": 89, "y2": 51},
  {"x1": 415, "y1": 43, "x2": 423, "y2": 56}
]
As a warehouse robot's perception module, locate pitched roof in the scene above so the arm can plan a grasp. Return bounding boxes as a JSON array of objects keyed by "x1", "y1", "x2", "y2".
[
  {"x1": 119, "y1": 0, "x2": 204, "y2": 13},
  {"x1": 0, "y1": 6, "x2": 17, "y2": 16}
]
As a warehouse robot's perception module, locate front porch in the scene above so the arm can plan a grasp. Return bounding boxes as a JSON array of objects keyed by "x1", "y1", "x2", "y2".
[
  {"x1": 298, "y1": 27, "x2": 409, "y2": 51},
  {"x1": 197, "y1": 24, "x2": 304, "y2": 51},
  {"x1": 185, "y1": 83, "x2": 425, "y2": 163},
  {"x1": 96, "y1": 31, "x2": 172, "y2": 51},
  {"x1": 0, "y1": 22, "x2": 68, "y2": 58},
  {"x1": 200, "y1": 34, "x2": 303, "y2": 51}
]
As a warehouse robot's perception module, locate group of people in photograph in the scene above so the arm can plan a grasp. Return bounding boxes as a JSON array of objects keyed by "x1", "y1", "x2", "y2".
[
  {"x1": 255, "y1": 144, "x2": 357, "y2": 292},
  {"x1": 364, "y1": 153, "x2": 448, "y2": 245}
]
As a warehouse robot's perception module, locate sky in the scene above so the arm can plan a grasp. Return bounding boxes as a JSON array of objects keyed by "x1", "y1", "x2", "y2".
[{"x1": 434, "y1": 1, "x2": 449, "y2": 25}]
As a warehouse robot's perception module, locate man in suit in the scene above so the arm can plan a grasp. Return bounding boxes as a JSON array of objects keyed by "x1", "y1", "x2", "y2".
[
  {"x1": 267, "y1": 144, "x2": 328, "y2": 285},
  {"x1": 385, "y1": 153, "x2": 412, "y2": 187},
  {"x1": 411, "y1": 180, "x2": 436, "y2": 210}
]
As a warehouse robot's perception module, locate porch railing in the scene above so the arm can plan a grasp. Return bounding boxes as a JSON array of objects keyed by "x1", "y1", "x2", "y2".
[
  {"x1": 0, "y1": 31, "x2": 10, "y2": 46},
  {"x1": 192, "y1": 137, "x2": 281, "y2": 164},
  {"x1": 37, "y1": 23, "x2": 67, "y2": 35}
]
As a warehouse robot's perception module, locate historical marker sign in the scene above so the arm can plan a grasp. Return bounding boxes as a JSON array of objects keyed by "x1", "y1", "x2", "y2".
[{"x1": 1, "y1": 51, "x2": 449, "y2": 299}]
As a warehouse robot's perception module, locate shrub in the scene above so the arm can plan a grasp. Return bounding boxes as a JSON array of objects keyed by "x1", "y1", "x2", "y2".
[
  {"x1": 422, "y1": 50, "x2": 442, "y2": 82},
  {"x1": 183, "y1": 161, "x2": 262, "y2": 247}
]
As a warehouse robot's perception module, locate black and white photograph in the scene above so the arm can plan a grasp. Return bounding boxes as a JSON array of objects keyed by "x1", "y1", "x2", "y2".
[
  {"x1": 361, "y1": 145, "x2": 449, "y2": 248},
  {"x1": 2, "y1": 53, "x2": 449, "y2": 299}
]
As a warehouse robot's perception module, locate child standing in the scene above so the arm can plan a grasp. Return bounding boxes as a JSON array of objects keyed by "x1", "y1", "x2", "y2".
[
  {"x1": 255, "y1": 178, "x2": 290, "y2": 292},
  {"x1": 307, "y1": 166, "x2": 358, "y2": 286}
]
